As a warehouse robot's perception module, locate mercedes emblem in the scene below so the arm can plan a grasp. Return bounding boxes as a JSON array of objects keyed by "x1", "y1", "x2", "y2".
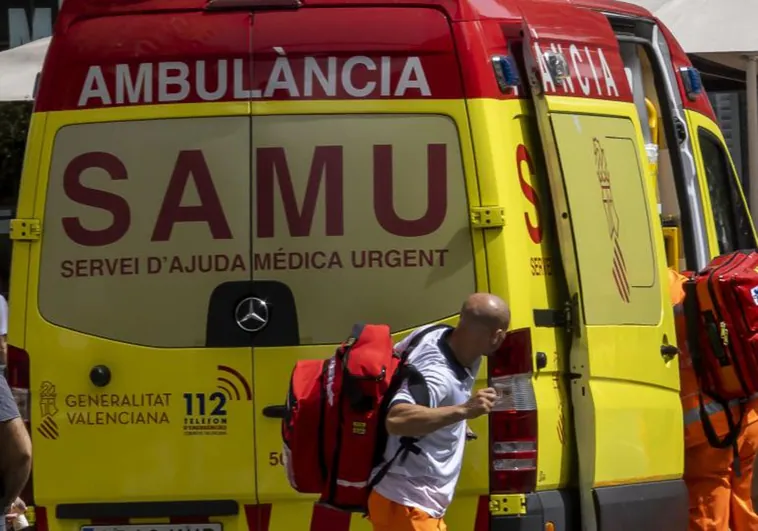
[{"x1": 235, "y1": 297, "x2": 270, "y2": 333}]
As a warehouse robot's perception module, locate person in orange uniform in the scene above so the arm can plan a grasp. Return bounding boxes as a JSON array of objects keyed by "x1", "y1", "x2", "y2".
[{"x1": 668, "y1": 268, "x2": 758, "y2": 530}]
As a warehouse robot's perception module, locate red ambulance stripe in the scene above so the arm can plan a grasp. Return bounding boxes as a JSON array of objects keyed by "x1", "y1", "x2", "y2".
[
  {"x1": 244, "y1": 504, "x2": 271, "y2": 531},
  {"x1": 612, "y1": 263, "x2": 629, "y2": 303},
  {"x1": 612, "y1": 253, "x2": 631, "y2": 299},
  {"x1": 613, "y1": 243, "x2": 631, "y2": 297},
  {"x1": 614, "y1": 239, "x2": 628, "y2": 271},
  {"x1": 170, "y1": 517, "x2": 210, "y2": 524},
  {"x1": 310, "y1": 503, "x2": 351, "y2": 531},
  {"x1": 91, "y1": 520, "x2": 130, "y2": 526},
  {"x1": 614, "y1": 257, "x2": 631, "y2": 299}
]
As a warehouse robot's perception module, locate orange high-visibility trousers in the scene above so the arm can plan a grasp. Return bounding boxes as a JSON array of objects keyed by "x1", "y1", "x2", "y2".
[
  {"x1": 368, "y1": 491, "x2": 447, "y2": 531},
  {"x1": 685, "y1": 419, "x2": 758, "y2": 531}
]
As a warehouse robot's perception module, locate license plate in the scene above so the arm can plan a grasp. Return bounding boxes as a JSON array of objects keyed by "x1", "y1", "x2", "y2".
[{"x1": 82, "y1": 524, "x2": 222, "y2": 531}]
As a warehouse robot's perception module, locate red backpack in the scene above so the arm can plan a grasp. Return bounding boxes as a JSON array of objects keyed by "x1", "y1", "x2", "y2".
[
  {"x1": 683, "y1": 250, "x2": 758, "y2": 468},
  {"x1": 281, "y1": 323, "x2": 449, "y2": 512}
]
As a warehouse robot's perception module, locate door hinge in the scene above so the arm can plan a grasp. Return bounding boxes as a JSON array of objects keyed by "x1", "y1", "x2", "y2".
[
  {"x1": 489, "y1": 494, "x2": 527, "y2": 516},
  {"x1": 470, "y1": 206, "x2": 505, "y2": 229},
  {"x1": 10, "y1": 219, "x2": 41, "y2": 241},
  {"x1": 533, "y1": 293, "x2": 580, "y2": 337}
]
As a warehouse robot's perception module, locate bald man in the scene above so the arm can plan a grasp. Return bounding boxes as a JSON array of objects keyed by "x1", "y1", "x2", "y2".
[{"x1": 368, "y1": 293, "x2": 510, "y2": 531}]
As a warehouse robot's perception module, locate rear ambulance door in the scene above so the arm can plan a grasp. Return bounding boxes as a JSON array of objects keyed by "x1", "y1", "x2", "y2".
[
  {"x1": 27, "y1": 8, "x2": 258, "y2": 523},
  {"x1": 519, "y1": 5, "x2": 685, "y2": 529},
  {"x1": 249, "y1": 6, "x2": 482, "y2": 530}
]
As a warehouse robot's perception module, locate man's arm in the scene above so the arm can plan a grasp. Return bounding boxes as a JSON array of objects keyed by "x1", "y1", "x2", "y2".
[
  {"x1": 386, "y1": 388, "x2": 498, "y2": 437},
  {"x1": 385, "y1": 357, "x2": 498, "y2": 437},
  {"x1": 386, "y1": 402, "x2": 467, "y2": 438},
  {"x1": 0, "y1": 377, "x2": 31, "y2": 513}
]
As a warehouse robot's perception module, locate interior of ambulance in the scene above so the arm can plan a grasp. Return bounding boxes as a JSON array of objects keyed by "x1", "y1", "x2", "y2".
[{"x1": 612, "y1": 18, "x2": 755, "y2": 271}]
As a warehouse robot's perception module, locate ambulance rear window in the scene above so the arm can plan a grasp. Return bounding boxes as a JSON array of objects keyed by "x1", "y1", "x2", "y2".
[{"x1": 38, "y1": 114, "x2": 475, "y2": 347}]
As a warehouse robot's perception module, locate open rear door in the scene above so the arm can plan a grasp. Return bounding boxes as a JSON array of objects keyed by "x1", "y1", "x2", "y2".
[{"x1": 519, "y1": 5, "x2": 686, "y2": 530}]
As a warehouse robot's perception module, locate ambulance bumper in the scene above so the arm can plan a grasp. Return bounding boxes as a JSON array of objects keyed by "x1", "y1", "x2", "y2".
[
  {"x1": 490, "y1": 489, "x2": 577, "y2": 531},
  {"x1": 490, "y1": 479, "x2": 687, "y2": 530}
]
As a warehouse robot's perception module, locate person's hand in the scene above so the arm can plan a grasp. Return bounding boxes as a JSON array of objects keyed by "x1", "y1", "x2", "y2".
[
  {"x1": 461, "y1": 388, "x2": 498, "y2": 419},
  {"x1": 10, "y1": 498, "x2": 26, "y2": 515},
  {"x1": 5, "y1": 498, "x2": 25, "y2": 519}
]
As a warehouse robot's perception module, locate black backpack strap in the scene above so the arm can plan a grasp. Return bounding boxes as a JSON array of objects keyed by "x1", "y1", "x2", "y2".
[
  {"x1": 398, "y1": 324, "x2": 453, "y2": 361},
  {"x1": 348, "y1": 323, "x2": 366, "y2": 345},
  {"x1": 683, "y1": 280, "x2": 707, "y2": 378},
  {"x1": 366, "y1": 436, "x2": 423, "y2": 495},
  {"x1": 682, "y1": 280, "x2": 745, "y2": 473}
]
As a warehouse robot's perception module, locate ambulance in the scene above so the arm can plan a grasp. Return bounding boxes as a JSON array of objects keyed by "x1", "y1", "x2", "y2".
[{"x1": 6, "y1": 0, "x2": 755, "y2": 529}]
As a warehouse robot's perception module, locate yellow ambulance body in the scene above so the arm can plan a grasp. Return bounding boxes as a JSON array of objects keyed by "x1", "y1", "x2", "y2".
[{"x1": 7, "y1": 0, "x2": 755, "y2": 530}]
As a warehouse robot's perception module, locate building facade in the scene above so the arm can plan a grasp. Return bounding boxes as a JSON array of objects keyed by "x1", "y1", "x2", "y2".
[{"x1": 0, "y1": 0, "x2": 60, "y2": 52}]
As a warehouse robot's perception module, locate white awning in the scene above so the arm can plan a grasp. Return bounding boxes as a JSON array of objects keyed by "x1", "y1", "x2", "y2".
[
  {"x1": 0, "y1": 37, "x2": 50, "y2": 102},
  {"x1": 627, "y1": 0, "x2": 758, "y2": 55},
  {"x1": 626, "y1": 0, "x2": 758, "y2": 228}
]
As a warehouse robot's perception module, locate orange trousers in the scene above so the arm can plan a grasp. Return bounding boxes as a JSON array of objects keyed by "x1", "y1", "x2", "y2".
[
  {"x1": 368, "y1": 491, "x2": 447, "y2": 531},
  {"x1": 684, "y1": 420, "x2": 758, "y2": 530}
]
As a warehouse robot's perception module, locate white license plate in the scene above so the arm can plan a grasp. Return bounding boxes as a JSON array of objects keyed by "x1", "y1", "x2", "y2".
[{"x1": 83, "y1": 524, "x2": 222, "y2": 531}]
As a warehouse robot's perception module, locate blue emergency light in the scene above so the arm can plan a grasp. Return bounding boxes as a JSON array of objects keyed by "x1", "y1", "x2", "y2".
[
  {"x1": 492, "y1": 55, "x2": 520, "y2": 93},
  {"x1": 679, "y1": 67, "x2": 703, "y2": 101}
]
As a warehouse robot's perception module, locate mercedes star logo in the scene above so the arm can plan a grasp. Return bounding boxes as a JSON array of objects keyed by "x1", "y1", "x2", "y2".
[{"x1": 235, "y1": 297, "x2": 270, "y2": 333}]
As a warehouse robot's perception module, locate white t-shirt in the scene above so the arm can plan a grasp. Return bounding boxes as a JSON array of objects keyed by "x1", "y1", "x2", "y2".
[
  {"x1": 0, "y1": 295, "x2": 8, "y2": 336},
  {"x1": 372, "y1": 325, "x2": 479, "y2": 518}
]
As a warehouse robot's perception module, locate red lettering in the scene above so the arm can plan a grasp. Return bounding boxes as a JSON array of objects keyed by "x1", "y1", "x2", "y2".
[
  {"x1": 256, "y1": 146, "x2": 344, "y2": 238},
  {"x1": 62, "y1": 152, "x2": 131, "y2": 246},
  {"x1": 373, "y1": 144, "x2": 447, "y2": 237},
  {"x1": 151, "y1": 150, "x2": 232, "y2": 241},
  {"x1": 517, "y1": 144, "x2": 542, "y2": 244}
]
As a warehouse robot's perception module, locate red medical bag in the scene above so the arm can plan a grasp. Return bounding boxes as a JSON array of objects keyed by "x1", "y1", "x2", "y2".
[{"x1": 281, "y1": 323, "x2": 448, "y2": 512}]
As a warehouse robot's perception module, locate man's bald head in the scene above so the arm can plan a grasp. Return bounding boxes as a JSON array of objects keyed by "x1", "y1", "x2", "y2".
[
  {"x1": 448, "y1": 293, "x2": 511, "y2": 363},
  {"x1": 459, "y1": 293, "x2": 511, "y2": 331}
]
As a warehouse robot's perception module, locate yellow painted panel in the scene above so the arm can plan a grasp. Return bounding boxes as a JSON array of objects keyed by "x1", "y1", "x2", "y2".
[
  {"x1": 551, "y1": 114, "x2": 660, "y2": 325},
  {"x1": 464, "y1": 98, "x2": 573, "y2": 492},
  {"x1": 529, "y1": 97, "x2": 681, "y2": 492},
  {"x1": 23, "y1": 99, "x2": 488, "y2": 531},
  {"x1": 253, "y1": 102, "x2": 487, "y2": 529}
]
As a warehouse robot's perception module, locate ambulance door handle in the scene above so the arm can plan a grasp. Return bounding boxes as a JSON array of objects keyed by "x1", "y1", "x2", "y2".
[
  {"x1": 263, "y1": 405, "x2": 286, "y2": 419},
  {"x1": 89, "y1": 365, "x2": 111, "y2": 388},
  {"x1": 661, "y1": 344, "x2": 680, "y2": 359},
  {"x1": 567, "y1": 372, "x2": 582, "y2": 380}
]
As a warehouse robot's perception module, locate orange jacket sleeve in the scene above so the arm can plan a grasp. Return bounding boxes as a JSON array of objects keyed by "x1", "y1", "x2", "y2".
[{"x1": 667, "y1": 268, "x2": 686, "y2": 307}]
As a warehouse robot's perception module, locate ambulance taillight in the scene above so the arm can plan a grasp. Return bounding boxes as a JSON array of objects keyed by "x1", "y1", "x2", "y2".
[
  {"x1": 488, "y1": 328, "x2": 538, "y2": 493},
  {"x1": 7, "y1": 345, "x2": 30, "y2": 422}
]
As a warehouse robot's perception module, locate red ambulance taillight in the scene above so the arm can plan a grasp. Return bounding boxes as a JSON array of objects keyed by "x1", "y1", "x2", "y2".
[
  {"x1": 488, "y1": 328, "x2": 538, "y2": 494},
  {"x1": 7, "y1": 345, "x2": 30, "y2": 422}
]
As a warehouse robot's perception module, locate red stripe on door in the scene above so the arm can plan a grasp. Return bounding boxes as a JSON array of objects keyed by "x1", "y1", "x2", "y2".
[
  {"x1": 310, "y1": 503, "x2": 351, "y2": 531},
  {"x1": 244, "y1": 504, "x2": 271, "y2": 531}
]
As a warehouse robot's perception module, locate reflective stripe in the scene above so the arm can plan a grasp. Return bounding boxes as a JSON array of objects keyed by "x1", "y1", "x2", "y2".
[
  {"x1": 683, "y1": 392, "x2": 758, "y2": 426},
  {"x1": 336, "y1": 479, "x2": 368, "y2": 488}
]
